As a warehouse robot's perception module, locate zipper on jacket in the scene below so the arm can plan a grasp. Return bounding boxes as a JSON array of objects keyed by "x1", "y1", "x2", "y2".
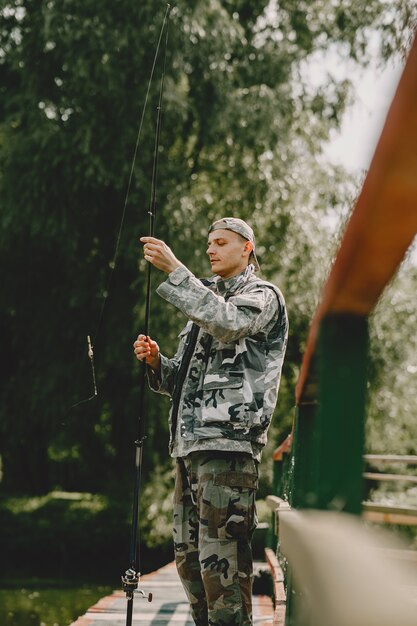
[{"x1": 170, "y1": 322, "x2": 200, "y2": 445}]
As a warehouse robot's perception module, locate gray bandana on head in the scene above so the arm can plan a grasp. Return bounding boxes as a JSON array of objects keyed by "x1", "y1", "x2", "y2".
[{"x1": 209, "y1": 217, "x2": 260, "y2": 271}]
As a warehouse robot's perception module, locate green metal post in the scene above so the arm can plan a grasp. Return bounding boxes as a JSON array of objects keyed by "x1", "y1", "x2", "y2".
[
  {"x1": 284, "y1": 403, "x2": 318, "y2": 625},
  {"x1": 284, "y1": 314, "x2": 368, "y2": 624},
  {"x1": 290, "y1": 403, "x2": 319, "y2": 509},
  {"x1": 314, "y1": 313, "x2": 368, "y2": 514}
]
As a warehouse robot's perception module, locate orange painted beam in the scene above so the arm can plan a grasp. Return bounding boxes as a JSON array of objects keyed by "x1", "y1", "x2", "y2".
[{"x1": 296, "y1": 32, "x2": 417, "y2": 404}]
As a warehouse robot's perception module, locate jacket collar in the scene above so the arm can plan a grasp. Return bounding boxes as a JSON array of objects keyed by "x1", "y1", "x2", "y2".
[{"x1": 208, "y1": 264, "x2": 256, "y2": 296}]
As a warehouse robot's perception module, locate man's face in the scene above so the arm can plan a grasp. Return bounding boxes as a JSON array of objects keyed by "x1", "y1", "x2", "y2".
[{"x1": 207, "y1": 228, "x2": 252, "y2": 279}]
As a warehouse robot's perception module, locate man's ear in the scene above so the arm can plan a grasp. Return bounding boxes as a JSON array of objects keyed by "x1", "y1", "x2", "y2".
[{"x1": 244, "y1": 240, "x2": 253, "y2": 257}]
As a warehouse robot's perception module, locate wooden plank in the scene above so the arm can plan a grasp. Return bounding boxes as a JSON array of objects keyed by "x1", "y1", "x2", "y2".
[
  {"x1": 264, "y1": 548, "x2": 286, "y2": 626},
  {"x1": 266, "y1": 495, "x2": 292, "y2": 537},
  {"x1": 70, "y1": 563, "x2": 193, "y2": 626},
  {"x1": 279, "y1": 510, "x2": 417, "y2": 626},
  {"x1": 252, "y1": 595, "x2": 274, "y2": 626},
  {"x1": 70, "y1": 561, "x2": 274, "y2": 626},
  {"x1": 364, "y1": 454, "x2": 417, "y2": 465},
  {"x1": 363, "y1": 501, "x2": 417, "y2": 527},
  {"x1": 363, "y1": 472, "x2": 417, "y2": 483},
  {"x1": 363, "y1": 502, "x2": 417, "y2": 516},
  {"x1": 266, "y1": 495, "x2": 287, "y2": 511},
  {"x1": 266, "y1": 500, "x2": 417, "y2": 540},
  {"x1": 363, "y1": 511, "x2": 417, "y2": 525}
]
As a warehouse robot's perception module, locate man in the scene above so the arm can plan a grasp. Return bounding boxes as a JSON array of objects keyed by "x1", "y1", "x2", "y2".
[{"x1": 134, "y1": 217, "x2": 288, "y2": 626}]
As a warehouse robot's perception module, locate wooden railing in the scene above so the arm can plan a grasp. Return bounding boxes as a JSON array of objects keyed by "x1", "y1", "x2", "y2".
[
  {"x1": 265, "y1": 454, "x2": 417, "y2": 626},
  {"x1": 271, "y1": 453, "x2": 417, "y2": 526},
  {"x1": 363, "y1": 453, "x2": 417, "y2": 525},
  {"x1": 265, "y1": 506, "x2": 417, "y2": 626},
  {"x1": 264, "y1": 30, "x2": 417, "y2": 626},
  {"x1": 364, "y1": 453, "x2": 417, "y2": 485}
]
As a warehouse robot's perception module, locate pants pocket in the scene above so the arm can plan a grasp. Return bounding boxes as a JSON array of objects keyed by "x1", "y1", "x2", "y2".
[{"x1": 200, "y1": 471, "x2": 258, "y2": 541}]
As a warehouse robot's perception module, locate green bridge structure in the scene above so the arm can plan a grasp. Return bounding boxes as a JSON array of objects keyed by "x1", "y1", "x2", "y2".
[{"x1": 265, "y1": 28, "x2": 417, "y2": 626}]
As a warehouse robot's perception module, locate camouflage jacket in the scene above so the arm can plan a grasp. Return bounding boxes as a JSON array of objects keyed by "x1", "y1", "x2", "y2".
[{"x1": 148, "y1": 264, "x2": 288, "y2": 458}]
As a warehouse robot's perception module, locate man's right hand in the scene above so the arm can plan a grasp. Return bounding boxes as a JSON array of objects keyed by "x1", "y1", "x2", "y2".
[{"x1": 133, "y1": 334, "x2": 160, "y2": 370}]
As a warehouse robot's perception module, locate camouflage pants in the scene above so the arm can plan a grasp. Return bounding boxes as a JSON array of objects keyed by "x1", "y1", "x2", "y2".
[{"x1": 173, "y1": 451, "x2": 259, "y2": 626}]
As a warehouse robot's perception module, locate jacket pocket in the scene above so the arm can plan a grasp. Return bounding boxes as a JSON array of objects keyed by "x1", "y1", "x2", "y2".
[{"x1": 201, "y1": 371, "x2": 246, "y2": 424}]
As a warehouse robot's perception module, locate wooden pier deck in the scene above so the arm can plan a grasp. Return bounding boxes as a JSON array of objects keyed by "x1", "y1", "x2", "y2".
[{"x1": 71, "y1": 561, "x2": 274, "y2": 626}]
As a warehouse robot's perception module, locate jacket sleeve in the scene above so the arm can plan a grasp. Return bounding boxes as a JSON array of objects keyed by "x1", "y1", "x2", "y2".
[
  {"x1": 147, "y1": 354, "x2": 179, "y2": 397},
  {"x1": 156, "y1": 266, "x2": 279, "y2": 343},
  {"x1": 147, "y1": 321, "x2": 192, "y2": 396}
]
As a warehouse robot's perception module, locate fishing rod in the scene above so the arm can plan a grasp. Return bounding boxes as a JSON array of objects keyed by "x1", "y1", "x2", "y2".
[
  {"x1": 121, "y1": 7, "x2": 171, "y2": 625},
  {"x1": 69, "y1": 3, "x2": 172, "y2": 413}
]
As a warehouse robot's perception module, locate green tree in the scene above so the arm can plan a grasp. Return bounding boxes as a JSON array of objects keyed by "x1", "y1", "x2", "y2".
[
  {"x1": 367, "y1": 258, "x2": 417, "y2": 456},
  {"x1": 0, "y1": 0, "x2": 415, "y2": 498}
]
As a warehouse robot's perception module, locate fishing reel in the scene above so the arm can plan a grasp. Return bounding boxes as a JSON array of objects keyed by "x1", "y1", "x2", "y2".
[{"x1": 122, "y1": 568, "x2": 153, "y2": 602}]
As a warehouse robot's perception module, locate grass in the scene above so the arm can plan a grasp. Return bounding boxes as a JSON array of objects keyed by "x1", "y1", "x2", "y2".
[{"x1": 0, "y1": 584, "x2": 112, "y2": 626}]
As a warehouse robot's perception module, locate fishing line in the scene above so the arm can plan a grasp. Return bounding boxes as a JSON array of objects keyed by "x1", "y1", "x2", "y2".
[{"x1": 69, "y1": 4, "x2": 171, "y2": 411}]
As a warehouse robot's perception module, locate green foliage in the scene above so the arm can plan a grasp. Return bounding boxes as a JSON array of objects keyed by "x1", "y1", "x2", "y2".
[
  {"x1": 0, "y1": 0, "x2": 415, "y2": 555},
  {"x1": 138, "y1": 463, "x2": 176, "y2": 547},
  {"x1": 0, "y1": 585, "x2": 112, "y2": 626},
  {"x1": 366, "y1": 260, "x2": 417, "y2": 456},
  {"x1": 0, "y1": 489, "x2": 173, "y2": 580}
]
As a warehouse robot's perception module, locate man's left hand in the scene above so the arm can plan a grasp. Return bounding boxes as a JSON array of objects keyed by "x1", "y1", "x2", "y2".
[{"x1": 140, "y1": 236, "x2": 183, "y2": 274}]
